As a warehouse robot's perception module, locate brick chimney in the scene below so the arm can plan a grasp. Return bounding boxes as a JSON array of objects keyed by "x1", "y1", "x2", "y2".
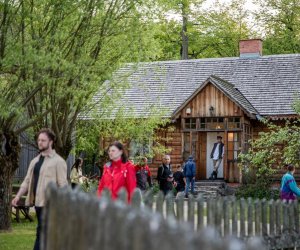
[{"x1": 239, "y1": 39, "x2": 262, "y2": 58}]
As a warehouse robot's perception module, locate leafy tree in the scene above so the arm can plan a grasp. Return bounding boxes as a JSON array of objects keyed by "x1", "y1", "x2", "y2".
[
  {"x1": 254, "y1": 0, "x2": 300, "y2": 54},
  {"x1": 152, "y1": 0, "x2": 254, "y2": 60},
  {"x1": 238, "y1": 99, "x2": 300, "y2": 198},
  {"x1": 0, "y1": 0, "x2": 160, "y2": 230}
]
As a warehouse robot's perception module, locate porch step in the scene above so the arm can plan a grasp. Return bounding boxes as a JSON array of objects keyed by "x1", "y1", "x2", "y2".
[{"x1": 193, "y1": 180, "x2": 226, "y2": 200}]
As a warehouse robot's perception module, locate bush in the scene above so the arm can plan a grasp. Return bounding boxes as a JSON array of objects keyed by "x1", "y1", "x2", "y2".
[{"x1": 236, "y1": 180, "x2": 279, "y2": 200}]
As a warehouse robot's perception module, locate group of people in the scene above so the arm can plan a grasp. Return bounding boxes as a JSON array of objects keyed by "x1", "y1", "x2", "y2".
[
  {"x1": 11, "y1": 128, "x2": 300, "y2": 250},
  {"x1": 157, "y1": 155, "x2": 197, "y2": 198}
]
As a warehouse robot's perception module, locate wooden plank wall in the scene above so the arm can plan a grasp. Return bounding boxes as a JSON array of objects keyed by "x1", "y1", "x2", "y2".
[{"x1": 181, "y1": 83, "x2": 244, "y2": 118}]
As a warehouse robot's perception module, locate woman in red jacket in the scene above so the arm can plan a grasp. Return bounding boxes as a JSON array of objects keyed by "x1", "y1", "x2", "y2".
[{"x1": 97, "y1": 141, "x2": 136, "y2": 202}]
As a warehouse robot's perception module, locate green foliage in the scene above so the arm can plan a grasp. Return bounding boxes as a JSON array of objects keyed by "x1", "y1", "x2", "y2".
[
  {"x1": 236, "y1": 180, "x2": 280, "y2": 200},
  {"x1": 255, "y1": 0, "x2": 300, "y2": 54},
  {"x1": 75, "y1": 105, "x2": 173, "y2": 162},
  {"x1": 238, "y1": 100, "x2": 300, "y2": 198}
]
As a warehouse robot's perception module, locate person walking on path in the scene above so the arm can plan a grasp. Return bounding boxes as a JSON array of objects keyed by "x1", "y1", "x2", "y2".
[
  {"x1": 209, "y1": 136, "x2": 224, "y2": 180},
  {"x1": 183, "y1": 155, "x2": 196, "y2": 198},
  {"x1": 11, "y1": 128, "x2": 68, "y2": 250},
  {"x1": 97, "y1": 141, "x2": 136, "y2": 202},
  {"x1": 280, "y1": 164, "x2": 300, "y2": 201},
  {"x1": 157, "y1": 155, "x2": 173, "y2": 195},
  {"x1": 173, "y1": 165, "x2": 186, "y2": 196},
  {"x1": 135, "y1": 156, "x2": 153, "y2": 191},
  {"x1": 70, "y1": 158, "x2": 86, "y2": 189}
]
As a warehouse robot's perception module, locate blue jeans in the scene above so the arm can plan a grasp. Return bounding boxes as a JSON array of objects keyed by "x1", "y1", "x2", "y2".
[{"x1": 185, "y1": 177, "x2": 195, "y2": 194}]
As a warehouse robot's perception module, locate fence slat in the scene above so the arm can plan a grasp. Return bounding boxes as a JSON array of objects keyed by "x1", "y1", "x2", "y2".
[
  {"x1": 156, "y1": 191, "x2": 164, "y2": 214},
  {"x1": 196, "y1": 194, "x2": 204, "y2": 231},
  {"x1": 261, "y1": 199, "x2": 268, "y2": 237},
  {"x1": 231, "y1": 197, "x2": 238, "y2": 237},
  {"x1": 223, "y1": 198, "x2": 230, "y2": 236},
  {"x1": 275, "y1": 199, "x2": 282, "y2": 236},
  {"x1": 188, "y1": 196, "x2": 195, "y2": 228},
  {"x1": 240, "y1": 198, "x2": 246, "y2": 238},
  {"x1": 247, "y1": 197, "x2": 253, "y2": 237},
  {"x1": 269, "y1": 199, "x2": 275, "y2": 236},
  {"x1": 166, "y1": 192, "x2": 175, "y2": 218},
  {"x1": 254, "y1": 199, "x2": 261, "y2": 237},
  {"x1": 176, "y1": 192, "x2": 184, "y2": 221}
]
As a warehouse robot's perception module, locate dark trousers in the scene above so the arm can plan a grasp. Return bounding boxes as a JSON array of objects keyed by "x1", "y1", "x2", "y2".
[{"x1": 34, "y1": 206, "x2": 43, "y2": 250}]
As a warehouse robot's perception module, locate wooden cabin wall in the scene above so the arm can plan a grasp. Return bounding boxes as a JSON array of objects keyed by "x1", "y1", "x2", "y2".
[{"x1": 180, "y1": 83, "x2": 243, "y2": 118}]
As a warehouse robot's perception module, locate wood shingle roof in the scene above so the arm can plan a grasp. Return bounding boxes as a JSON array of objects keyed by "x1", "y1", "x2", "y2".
[{"x1": 92, "y1": 54, "x2": 300, "y2": 118}]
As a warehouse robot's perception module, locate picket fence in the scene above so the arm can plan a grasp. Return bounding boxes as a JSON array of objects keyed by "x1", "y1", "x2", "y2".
[{"x1": 41, "y1": 185, "x2": 266, "y2": 250}]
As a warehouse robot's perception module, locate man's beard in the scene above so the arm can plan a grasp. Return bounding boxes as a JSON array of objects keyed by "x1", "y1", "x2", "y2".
[{"x1": 39, "y1": 144, "x2": 50, "y2": 152}]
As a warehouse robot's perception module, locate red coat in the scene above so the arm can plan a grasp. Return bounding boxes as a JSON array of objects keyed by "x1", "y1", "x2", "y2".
[
  {"x1": 134, "y1": 165, "x2": 152, "y2": 177},
  {"x1": 97, "y1": 159, "x2": 136, "y2": 202}
]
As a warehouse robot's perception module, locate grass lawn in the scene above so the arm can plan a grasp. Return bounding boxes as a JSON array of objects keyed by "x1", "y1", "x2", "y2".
[{"x1": 0, "y1": 214, "x2": 36, "y2": 250}]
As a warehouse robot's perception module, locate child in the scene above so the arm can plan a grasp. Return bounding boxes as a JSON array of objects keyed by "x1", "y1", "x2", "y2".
[{"x1": 173, "y1": 164, "x2": 185, "y2": 195}]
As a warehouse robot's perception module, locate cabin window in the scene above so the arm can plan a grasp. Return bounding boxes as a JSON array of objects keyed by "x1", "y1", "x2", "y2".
[
  {"x1": 243, "y1": 123, "x2": 252, "y2": 153},
  {"x1": 185, "y1": 118, "x2": 197, "y2": 130},
  {"x1": 183, "y1": 132, "x2": 191, "y2": 159},
  {"x1": 227, "y1": 132, "x2": 241, "y2": 160},
  {"x1": 227, "y1": 117, "x2": 241, "y2": 129},
  {"x1": 200, "y1": 117, "x2": 225, "y2": 130}
]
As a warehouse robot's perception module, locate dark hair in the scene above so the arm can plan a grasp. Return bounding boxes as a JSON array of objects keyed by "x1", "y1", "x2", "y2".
[
  {"x1": 71, "y1": 158, "x2": 83, "y2": 171},
  {"x1": 287, "y1": 164, "x2": 295, "y2": 172},
  {"x1": 217, "y1": 136, "x2": 222, "y2": 139},
  {"x1": 37, "y1": 128, "x2": 56, "y2": 142},
  {"x1": 108, "y1": 141, "x2": 128, "y2": 163}
]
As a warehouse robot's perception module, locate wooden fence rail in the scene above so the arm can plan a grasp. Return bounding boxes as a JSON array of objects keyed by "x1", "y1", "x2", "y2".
[{"x1": 42, "y1": 185, "x2": 266, "y2": 250}]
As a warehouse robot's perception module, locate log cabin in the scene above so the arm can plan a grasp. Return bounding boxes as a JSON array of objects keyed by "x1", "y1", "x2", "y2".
[{"x1": 93, "y1": 39, "x2": 300, "y2": 183}]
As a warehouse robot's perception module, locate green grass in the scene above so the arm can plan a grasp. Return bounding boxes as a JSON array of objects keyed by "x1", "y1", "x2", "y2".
[{"x1": 0, "y1": 214, "x2": 36, "y2": 250}]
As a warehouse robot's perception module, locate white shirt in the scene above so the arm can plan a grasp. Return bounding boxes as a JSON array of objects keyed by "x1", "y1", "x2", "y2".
[{"x1": 213, "y1": 143, "x2": 224, "y2": 160}]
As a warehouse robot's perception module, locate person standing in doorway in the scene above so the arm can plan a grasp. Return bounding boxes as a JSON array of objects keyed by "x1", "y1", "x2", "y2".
[
  {"x1": 183, "y1": 155, "x2": 196, "y2": 198},
  {"x1": 209, "y1": 136, "x2": 224, "y2": 180},
  {"x1": 11, "y1": 128, "x2": 68, "y2": 250},
  {"x1": 157, "y1": 155, "x2": 173, "y2": 195}
]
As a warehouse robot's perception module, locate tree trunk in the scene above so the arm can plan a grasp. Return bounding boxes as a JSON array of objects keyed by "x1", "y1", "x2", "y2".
[
  {"x1": 181, "y1": 2, "x2": 189, "y2": 60},
  {"x1": 0, "y1": 163, "x2": 13, "y2": 231},
  {"x1": 0, "y1": 132, "x2": 20, "y2": 231}
]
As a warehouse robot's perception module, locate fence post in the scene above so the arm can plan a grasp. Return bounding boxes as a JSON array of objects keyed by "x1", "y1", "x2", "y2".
[
  {"x1": 188, "y1": 195, "x2": 195, "y2": 229},
  {"x1": 143, "y1": 189, "x2": 154, "y2": 211},
  {"x1": 247, "y1": 197, "x2": 253, "y2": 237},
  {"x1": 196, "y1": 194, "x2": 204, "y2": 231},
  {"x1": 254, "y1": 199, "x2": 261, "y2": 237},
  {"x1": 282, "y1": 201, "x2": 289, "y2": 234},
  {"x1": 261, "y1": 199, "x2": 268, "y2": 237},
  {"x1": 176, "y1": 192, "x2": 184, "y2": 222},
  {"x1": 131, "y1": 189, "x2": 143, "y2": 208},
  {"x1": 275, "y1": 199, "x2": 282, "y2": 236},
  {"x1": 269, "y1": 199, "x2": 275, "y2": 236},
  {"x1": 166, "y1": 192, "x2": 175, "y2": 218},
  {"x1": 288, "y1": 200, "x2": 296, "y2": 235},
  {"x1": 215, "y1": 198, "x2": 223, "y2": 236},
  {"x1": 207, "y1": 198, "x2": 215, "y2": 227},
  {"x1": 294, "y1": 200, "x2": 299, "y2": 234},
  {"x1": 240, "y1": 198, "x2": 246, "y2": 238},
  {"x1": 223, "y1": 198, "x2": 230, "y2": 236},
  {"x1": 231, "y1": 197, "x2": 238, "y2": 237},
  {"x1": 118, "y1": 188, "x2": 128, "y2": 203},
  {"x1": 156, "y1": 191, "x2": 164, "y2": 214}
]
